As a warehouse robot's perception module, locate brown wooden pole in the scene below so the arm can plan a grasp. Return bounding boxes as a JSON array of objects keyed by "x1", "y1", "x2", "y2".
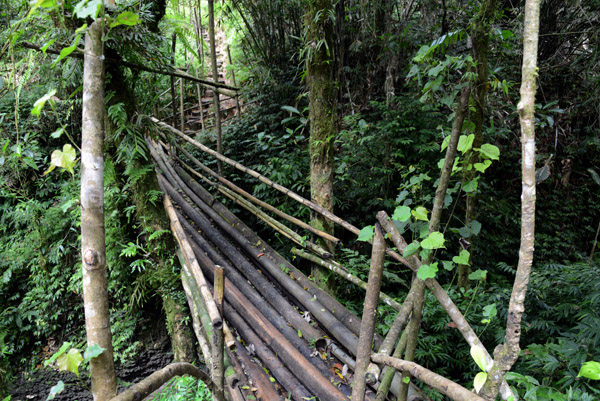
[
  {"x1": 212, "y1": 266, "x2": 225, "y2": 401},
  {"x1": 352, "y1": 224, "x2": 386, "y2": 401}
]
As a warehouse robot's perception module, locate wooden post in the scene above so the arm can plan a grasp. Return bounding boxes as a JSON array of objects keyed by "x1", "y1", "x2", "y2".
[
  {"x1": 170, "y1": 33, "x2": 178, "y2": 129},
  {"x1": 212, "y1": 266, "x2": 225, "y2": 401},
  {"x1": 352, "y1": 224, "x2": 386, "y2": 401}
]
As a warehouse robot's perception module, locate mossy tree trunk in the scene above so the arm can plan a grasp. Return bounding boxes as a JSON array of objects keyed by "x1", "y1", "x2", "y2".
[
  {"x1": 80, "y1": 20, "x2": 117, "y2": 401},
  {"x1": 305, "y1": 0, "x2": 337, "y2": 293},
  {"x1": 458, "y1": 0, "x2": 498, "y2": 289}
]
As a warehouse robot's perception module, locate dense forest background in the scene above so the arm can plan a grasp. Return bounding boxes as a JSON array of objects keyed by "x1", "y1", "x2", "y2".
[{"x1": 0, "y1": 0, "x2": 599, "y2": 400}]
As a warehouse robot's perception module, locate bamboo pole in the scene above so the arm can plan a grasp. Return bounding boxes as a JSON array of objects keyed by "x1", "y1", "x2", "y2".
[
  {"x1": 179, "y1": 76, "x2": 185, "y2": 133},
  {"x1": 291, "y1": 248, "x2": 403, "y2": 311},
  {"x1": 353, "y1": 224, "x2": 386, "y2": 401},
  {"x1": 170, "y1": 34, "x2": 178, "y2": 129},
  {"x1": 225, "y1": 303, "x2": 314, "y2": 401},
  {"x1": 180, "y1": 262, "x2": 213, "y2": 367},
  {"x1": 174, "y1": 144, "x2": 339, "y2": 243},
  {"x1": 233, "y1": 339, "x2": 283, "y2": 401},
  {"x1": 163, "y1": 194, "x2": 222, "y2": 332},
  {"x1": 226, "y1": 45, "x2": 241, "y2": 115},
  {"x1": 212, "y1": 266, "x2": 225, "y2": 401}
]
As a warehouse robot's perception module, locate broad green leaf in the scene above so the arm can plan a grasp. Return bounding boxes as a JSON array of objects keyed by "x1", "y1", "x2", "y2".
[
  {"x1": 411, "y1": 206, "x2": 429, "y2": 221},
  {"x1": 419, "y1": 247, "x2": 431, "y2": 260},
  {"x1": 52, "y1": 35, "x2": 81, "y2": 67},
  {"x1": 469, "y1": 220, "x2": 482, "y2": 236},
  {"x1": 428, "y1": 63, "x2": 444, "y2": 77},
  {"x1": 31, "y1": 89, "x2": 57, "y2": 116},
  {"x1": 74, "y1": 0, "x2": 102, "y2": 19},
  {"x1": 417, "y1": 263, "x2": 438, "y2": 280},
  {"x1": 577, "y1": 361, "x2": 600, "y2": 380},
  {"x1": 478, "y1": 144, "x2": 500, "y2": 160},
  {"x1": 501, "y1": 29, "x2": 514, "y2": 40},
  {"x1": 281, "y1": 105, "x2": 300, "y2": 115},
  {"x1": 463, "y1": 178, "x2": 479, "y2": 193},
  {"x1": 56, "y1": 348, "x2": 83, "y2": 377},
  {"x1": 440, "y1": 135, "x2": 451, "y2": 152},
  {"x1": 109, "y1": 11, "x2": 140, "y2": 28},
  {"x1": 470, "y1": 345, "x2": 488, "y2": 371},
  {"x1": 392, "y1": 205, "x2": 411, "y2": 222},
  {"x1": 298, "y1": 330, "x2": 302, "y2": 338},
  {"x1": 421, "y1": 231, "x2": 445, "y2": 249},
  {"x1": 44, "y1": 342, "x2": 71, "y2": 367},
  {"x1": 588, "y1": 168, "x2": 600, "y2": 186},
  {"x1": 482, "y1": 303, "x2": 497, "y2": 319},
  {"x1": 442, "y1": 260, "x2": 454, "y2": 271},
  {"x1": 45, "y1": 144, "x2": 77, "y2": 175},
  {"x1": 474, "y1": 160, "x2": 492, "y2": 173},
  {"x1": 452, "y1": 250, "x2": 470, "y2": 265},
  {"x1": 474, "y1": 372, "x2": 487, "y2": 393},
  {"x1": 83, "y1": 343, "x2": 105, "y2": 362},
  {"x1": 46, "y1": 380, "x2": 65, "y2": 400},
  {"x1": 457, "y1": 134, "x2": 475, "y2": 154},
  {"x1": 402, "y1": 376, "x2": 410, "y2": 384},
  {"x1": 469, "y1": 269, "x2": 487, "y2": 281},
  {"x1": 50, "y1": 127, "x2": 64, "y2": 139},
  {"x1": 357, "y1": 225, "x2": 374, "y2": 242},
  {"x1": 403, "y1": 242, "x2": 420, "y2": 257}
]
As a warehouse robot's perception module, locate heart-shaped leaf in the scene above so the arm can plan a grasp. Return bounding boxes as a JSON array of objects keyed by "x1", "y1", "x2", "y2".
[
  {"x1": 403, "y1": 241, "x2": 420, "y2": 257},
  {"x1": 421, "y1": 231, "x2": 445, "y2": 249},
  {"x1": 452, "y1": 249, "x2": 470, "y2": 265},
  {"x1": 469, "y1": 269, "x2": 487, "y2": 281},
  {"x1": 392, "y1": 205, "x2": 411, "y2": 222},
  {"x1": 109, "y1": 11, "x2": 140, "y2": 28},
  {"x1": 478, "y1": 144, "x2": 500, "y2": 160},
  {"x1": 56, "y1": 348, "x2": 83, "y2": 377},
  {"x1": 411, "y1": 206, "x2": 429, "y2": 221},
  {"x1": 46, "y1": 380, "x2": 65, "y2": 400},
  {"x1": 83, "y1": 343, "x2": 105, "y2": 362},
  {"x1": 417, "y1": 263, "x2": 438, "y2": 280},
  {"x1": 357, "y1": 225, "x2": 374, "y2": 242}
]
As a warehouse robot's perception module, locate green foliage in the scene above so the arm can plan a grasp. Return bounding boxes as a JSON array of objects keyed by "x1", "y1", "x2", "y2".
[{"x1": 150, "y1": 375, "x2": 212, "y2": 401}]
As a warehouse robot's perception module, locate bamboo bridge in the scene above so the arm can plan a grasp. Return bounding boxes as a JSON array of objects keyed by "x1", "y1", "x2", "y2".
[{"x1": 103, "y1": 105, "x2": 514, "y2": 401}]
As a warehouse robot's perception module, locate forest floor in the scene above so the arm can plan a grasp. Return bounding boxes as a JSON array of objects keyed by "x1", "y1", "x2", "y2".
[{"x1": 7, "y1": 309, "x2": 177, "y2": 401}]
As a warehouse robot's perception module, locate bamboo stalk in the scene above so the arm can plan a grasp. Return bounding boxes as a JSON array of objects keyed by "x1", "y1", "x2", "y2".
[
  {"x1": 353, "y1": 224, "x2": 386, "y2": 401},
  {"x1": 179, "y1": 76, "x2": 185, "y2": 133},
  {"x1": 233, "y1": 338, "x2": 283, "y2": 401},
  {"x1": 180, "y1": 263, "x2": 213, "y2": 367},
  {"x1": 291, "y1": 248, "x2": 403, "y2": 311},
  {"x1": 163, "y1": 194, "x2": 222, "y2": 332},
  {"x1": 175, "y1": 144, "x2": 340, "y2": 243},
  {"x1": 212, "y1": 266, "x2": 225, "y2": 401}
]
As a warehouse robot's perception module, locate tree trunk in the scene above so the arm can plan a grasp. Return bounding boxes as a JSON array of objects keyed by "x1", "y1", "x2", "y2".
[
  {"x1": 458, "y1": 0, "x2": 498, "y2": 290},
  {"x1": 305, "y1": 0, "x2": 337, "y2": 292},
  {"x1": 480, "y1": 0, "x2": 540, "y2": 397},
  {"x1": 80, "y1": 20, "x2": 116, "y2": 401},
  {"x1": 208, "y1": 0, "x2": 223, "y2": 175}
]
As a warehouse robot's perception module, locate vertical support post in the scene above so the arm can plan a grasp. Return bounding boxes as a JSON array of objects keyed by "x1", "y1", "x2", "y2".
[
  {"x1": 212, "y1": 265, "x2": 225, "y2": 401},
  {"x1": 170, "y1": 33, "x2": 178, "y2": 129},
  {"x1": 180, "y1": 77, "x2": 185, "y2": 133},
  {"x1": 226, "y1": 45, "x2": 241, "y2": 116},
  {"x1": 352, "y1": 223, "x2": 386, "y2": 401}
]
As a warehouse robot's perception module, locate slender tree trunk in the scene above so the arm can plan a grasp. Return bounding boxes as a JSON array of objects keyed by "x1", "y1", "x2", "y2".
[
  {"x1": 208, "y1": 0, "x2": 223, "y2": 175},
  {"x1": 458, "y1": 0, "x2": 498, "y2": 290},
  {"x1": 81, "y1": 20, "x2": 116, "y2": 401},
  {"x1": 306, "y1": 0, "x2": 337, "y2": 292},
  {"x1": 480, "y1": 0, "x2": 540, "y2": 397}
]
